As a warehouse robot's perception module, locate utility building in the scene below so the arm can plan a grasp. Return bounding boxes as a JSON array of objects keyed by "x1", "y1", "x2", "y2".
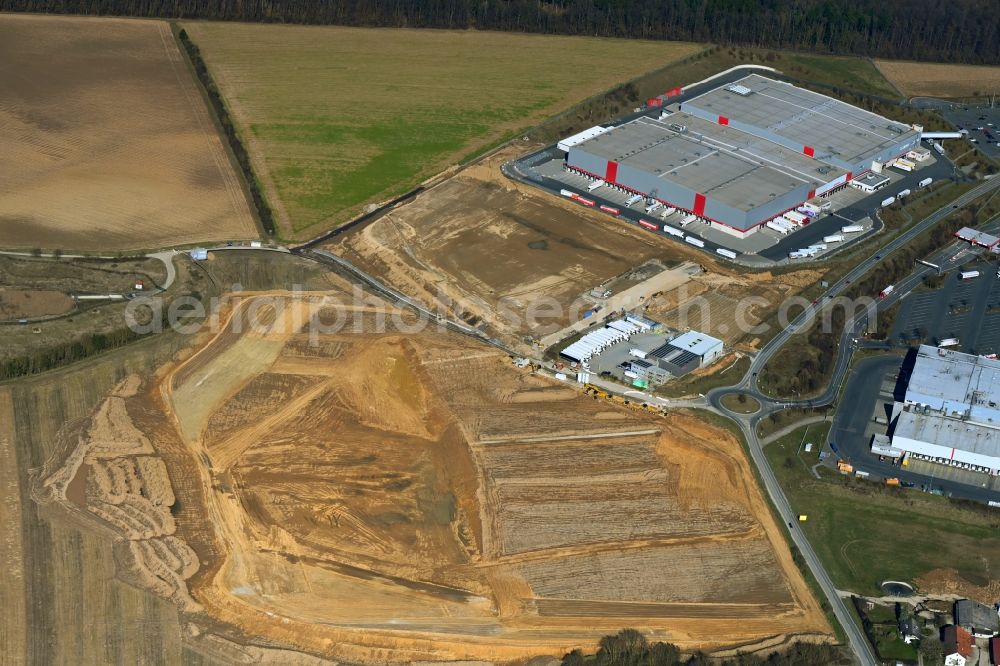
[{"x1": 563, "y1": 74, "x2": 920, "y2": 237}]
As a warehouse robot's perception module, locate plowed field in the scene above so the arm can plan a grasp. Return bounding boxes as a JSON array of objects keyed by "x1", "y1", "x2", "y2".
[{"x1": 0, "y1": 15, "x2": 257, "y2": 251}]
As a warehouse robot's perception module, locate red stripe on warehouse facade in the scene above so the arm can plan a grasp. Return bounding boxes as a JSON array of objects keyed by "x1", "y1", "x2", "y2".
[
  {"x1": 605, "y1": 161, "x2": 618, "y2": 184},
  {"x1": 808, "y1": 189, "x2": 816, "y2": 199},
  {"x1": 694, "y1": 193, "x2": 706, "y2": 216}
]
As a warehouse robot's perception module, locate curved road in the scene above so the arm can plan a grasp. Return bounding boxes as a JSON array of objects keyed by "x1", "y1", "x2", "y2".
[{"x1": 701, "y1": 176, "x2": 1000, "y2": 666}]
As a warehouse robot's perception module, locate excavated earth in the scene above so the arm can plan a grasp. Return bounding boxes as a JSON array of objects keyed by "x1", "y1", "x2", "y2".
[{"x1": 41, "y1": 292, "x2": 831, "y2": 663}]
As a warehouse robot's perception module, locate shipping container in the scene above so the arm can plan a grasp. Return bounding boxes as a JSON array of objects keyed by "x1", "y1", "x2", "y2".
[
  {"x1": 841, "y1": 225, "x2": 864, "y2": 233},
  {"x1": 885, "y1": 477, "x2": 900, "y2": 486},
  {"x1": 586, "y1": 179, "x2": 605, "y2": 192},
  {"x1": 599, "y1": 205, "x2": 620, "y2": 214},
  {"x1": 880, "y1": 196, "x2": 896, "y2": 207},
  {"x1": 783, "y1": 211, "x2": 808, "y2": 226},
  {"x1": 662, "y1": 226, "x2": 685, "y2": 238},
  {"x1": 684, "y1": 236, "x2": 705, "y2": 248},
  {"x1": 767, "y1": 220, "x2": 791, "y2": 235},
  {"x1": 638, "y1": 219, "x2": 659, "y2": 231},
  {"x1": 716, "y1": 248, "x2": 738, "y2": 259},
  {"x1": 960, "y1": 270, "x2": 980, "y2": 280},
  {"x1": 879, "y1": 285, "x2": 895, "y2": 299},
  {"x1": 824, "y1": 234, "x2": 844, "y2": 243},
  {"x1": 918, "y1": 177, "x2": 933, "y2": 188}
]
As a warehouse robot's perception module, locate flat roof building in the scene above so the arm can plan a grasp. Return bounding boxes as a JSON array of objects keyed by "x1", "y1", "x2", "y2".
[
  {"x1": 889, "y1": 345, "x2": 1000, "y2": 474},
  {"x1": 956, "y1": 599, "x2": 1000, "y2": 637},
  {"x1": 563, "y1": 74, "x2": 920, "y2": 237}
]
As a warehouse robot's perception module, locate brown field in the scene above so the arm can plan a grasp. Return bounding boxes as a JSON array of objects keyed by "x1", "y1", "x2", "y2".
[
  {"x1": 0, "y1": 289, "x2": 74, "y2": 321},
  {"x1": 0, "y1": 14, "x2": 258, "y2": 251},
  {"x1": 875, "y1": 60, "x2": 1000, "y2": 99},
  {"x1": 644, "y1": 268, "x2": 826, "y2": 347},
  {"x1": 332, "y1": 144, "x2": 718, "y2": 351},
  {"x1": 30, "y1": 291, "x2": 830, "y2": 662}
]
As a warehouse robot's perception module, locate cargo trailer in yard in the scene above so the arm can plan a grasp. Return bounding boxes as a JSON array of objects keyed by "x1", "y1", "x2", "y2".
[{"x1": 685, "y1": 236, "x2": 705, "y2": 248}]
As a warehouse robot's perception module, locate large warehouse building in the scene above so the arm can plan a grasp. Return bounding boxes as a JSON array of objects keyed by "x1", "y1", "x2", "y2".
[
  {"x1": 562, "y1": 74, "x2": 922, "y2": 237},
  {"x1": 888, "y1": 345, "x2": 1000, "y2": 474}
]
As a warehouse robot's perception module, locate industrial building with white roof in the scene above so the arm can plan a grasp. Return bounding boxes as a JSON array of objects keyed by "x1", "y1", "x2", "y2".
[
  {"x1": 562, "y1": 74, "x2": 921, "y2": 237},
  {"x1": 889, "y1": 345, "x2": 1000, "y2": 473}
]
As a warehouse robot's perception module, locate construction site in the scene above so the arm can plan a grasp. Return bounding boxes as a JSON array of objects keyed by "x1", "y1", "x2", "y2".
[{"x1": 35, "y1": 289, "x2": 830, "y2": 663}]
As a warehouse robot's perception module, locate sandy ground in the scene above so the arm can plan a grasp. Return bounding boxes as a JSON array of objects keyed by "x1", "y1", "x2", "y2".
[
  {"x1": 645, "y1": 268, "x2": 826, "y2": 346},
  {"x1": 37, "y1": 291, "x2": 831, "y2": 663},
  {"x1": 875, "y1": 60, "x2": 1000, "y2": 99},
  {"x1": 0, "y1": 15, "x2": 257, "y2": 251},
  {"x1": 333, "y1": 145, "x2": 720, "y2": 352}
]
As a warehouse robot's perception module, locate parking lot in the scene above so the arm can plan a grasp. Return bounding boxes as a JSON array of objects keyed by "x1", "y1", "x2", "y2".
[
  {"x1": 940, "y1": 106, "x2": 1000, "y2": 160},
  {"x1": 830, "y1": 354, "x2": 1000, "y2": 500},
  {"x1": 889, "y1": 259, "x2": 1000, "y2": 354}
]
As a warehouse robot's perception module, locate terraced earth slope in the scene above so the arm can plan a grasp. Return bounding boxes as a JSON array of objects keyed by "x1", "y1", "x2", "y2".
[{"x1": 39, "y1": 291, "x2": 831, "y2": 662}]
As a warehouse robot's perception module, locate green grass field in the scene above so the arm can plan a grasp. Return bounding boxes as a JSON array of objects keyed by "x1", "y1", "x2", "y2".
[
  {"x1": 783, "y1": 53, "x2": 902, "y2": 99},
  {"x1": 182, "y1": 23, "x2": 701, "y2": 239},
  {"x1": 765, "y1": 423, "x2": 1000, "y2": 595}
]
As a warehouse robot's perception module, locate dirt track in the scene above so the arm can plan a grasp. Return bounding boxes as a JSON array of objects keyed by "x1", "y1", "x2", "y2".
[{"x1": 37, "y1": 291, "x2": 831, "y2": 662}]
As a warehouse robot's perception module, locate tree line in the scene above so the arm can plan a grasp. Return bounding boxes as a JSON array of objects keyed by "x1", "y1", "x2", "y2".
[
  {"x1": 559, "y1": 629, "x2": 850, "y2": 665},
  {"x1": 2, "y1": 0, "x2": 998, "y2": 65},
  {"x1": 176, "y1": 28, "x2": 277, "y2": 237}
]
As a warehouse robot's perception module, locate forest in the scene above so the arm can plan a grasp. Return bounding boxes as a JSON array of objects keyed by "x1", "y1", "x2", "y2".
[{"x1": 2, "y1": 0, "x2": 998, "y2": 65}]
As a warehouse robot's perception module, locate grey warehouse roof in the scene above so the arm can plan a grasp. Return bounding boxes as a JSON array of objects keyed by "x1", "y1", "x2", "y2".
[
  {"x1": 905, "y1": 345, "x2": 1000, "y2": 427},
  {"x1": 682, "y1": 74, "x2": 921, "y2": 167},
  {"x1": 575, "y1": 114, "x2": 842, "y2": 213},
  {"x1": 893, "y1": 408, "x2": 1000, "y2": 460}
]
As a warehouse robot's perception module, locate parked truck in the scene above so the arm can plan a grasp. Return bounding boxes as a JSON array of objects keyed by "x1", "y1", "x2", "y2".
[
  {"x1": 918, "y1": 177, "x2": 933, "y2": 188},
  {"x1": 841, "y1": 225, "x2": 864, "y2": 233},
  {"x1": 716, "y1": 248, "x2": 737, "y2": 259},
  {"x1": 824, "y1": 234, "x2": 844, "y2": 243},
  {"x1": 638, "y1": 219, "x2": 659, "y2": 231},
  {"x1": 897, "y1": 188, "x2": 911, "y2": 198},
  {"x1": 685, "y1": 236, "x2": 705, "y2": 248},
  {"x1": 960, "y1": 270, "x2": 980, "y2": 280},
  {"x1": 587, "y1": 179, "x2": 605, "y2": 192},
  {"x1": 880, "y1": 196, "x2": 896, "y2": 207}
]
